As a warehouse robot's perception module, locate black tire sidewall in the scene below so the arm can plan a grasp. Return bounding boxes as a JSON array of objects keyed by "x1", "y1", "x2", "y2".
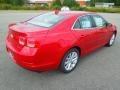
[
  {"x1": 106, "y1": 33, "x2": 116, "y2": 47},
  {"x1": 109, "y1": 33, "x2": 116, "y2": 46},
  {"x1": 60, "y1": 48, "x2": 80, "y2": 73}
]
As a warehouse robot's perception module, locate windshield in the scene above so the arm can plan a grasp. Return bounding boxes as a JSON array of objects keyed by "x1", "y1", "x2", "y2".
[{"x1": 27, "y1": 13, "x2": 65, "y2": 28}]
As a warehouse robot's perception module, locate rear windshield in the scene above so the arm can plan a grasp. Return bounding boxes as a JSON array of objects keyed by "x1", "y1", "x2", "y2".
[{"x1": 27, "y1": 13, "x2": 65, "y2": 28}]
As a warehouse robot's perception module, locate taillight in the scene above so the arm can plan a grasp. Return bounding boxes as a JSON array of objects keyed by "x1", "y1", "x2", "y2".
[
  {"x1": 27, "y1": 38, "x2": 36, "y2": 48},
  {"x1": 19, "y1": 37, "x2": 39, "y2": 48},
  {"x1": 19, "y1": 37, "x2": 26, "y2": 46}
]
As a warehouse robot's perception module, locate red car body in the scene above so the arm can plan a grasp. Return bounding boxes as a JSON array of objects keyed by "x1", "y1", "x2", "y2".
[{"x1": 6, "y1": 11, "x2": 117, "y2": 71}]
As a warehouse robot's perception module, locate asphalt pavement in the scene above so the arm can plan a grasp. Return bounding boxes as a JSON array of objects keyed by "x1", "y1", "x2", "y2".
[{"x1": 0, "y1": 11, "x2": 120, "y2": 90}]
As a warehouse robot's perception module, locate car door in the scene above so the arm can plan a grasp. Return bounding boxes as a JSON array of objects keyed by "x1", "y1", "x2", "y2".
[
  {"x1": 91, "y1": 15, "x2": 109, "y2": 47},
  {"x1": 71, "y1": 15, "x2": 99, "y2": 55}
]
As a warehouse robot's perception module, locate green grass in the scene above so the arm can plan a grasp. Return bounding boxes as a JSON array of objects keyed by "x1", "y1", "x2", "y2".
[
  {"x1": 84, "y1": 7, "x2": 120, "y2": 13},
  {"x1": 0, "y1": 4, "x2": 50, "y2": 10}
]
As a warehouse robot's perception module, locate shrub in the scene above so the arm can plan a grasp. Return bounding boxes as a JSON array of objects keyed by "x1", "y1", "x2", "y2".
[
  {"x1": 84, "y1": 7, "x2": 120, "y2": 13},
  {"x1": 71, "y1": 6, "x2": 81, "y2": 10},
  {"x1": 0, "y1": 4, "x2": 11, "y2": 10},
  {"x1": 0, "y1": 4, "x2": 50, "y2": 10},
  {"x1": 33, "y1": 4, "x2": 49, "y2": 10},
  {"x1": 0, "y1": 3, "x2": 120, "y2": 13},
  {"x1": 50, "y1": 5, "x2": 61, "y2": 10},
  {"x1": 0, "y1": 0, "x2": 27, "y2": 6},
  {"x1": 105, "y1": 8, "x2": 120, "y2": 13},
  {"x1": 52, "y1": 0, "x2": 80, "y2": 10},
  {"x1": 85, "y1": 7, "x2": 106, "y2": 12}
]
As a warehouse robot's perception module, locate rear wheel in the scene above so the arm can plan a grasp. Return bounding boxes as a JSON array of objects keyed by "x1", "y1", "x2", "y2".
[
  {"x1": 106, "y1": 33, "x2": 116, "y2": 47},
  {"x1": 60, "y1": 48, "x2": 80, "y2": 73}
]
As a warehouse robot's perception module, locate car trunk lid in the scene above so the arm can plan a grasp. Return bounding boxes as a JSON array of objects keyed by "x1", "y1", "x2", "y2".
[{"x1": 8, "y1": 22, "x2": 48, "y2": 51}]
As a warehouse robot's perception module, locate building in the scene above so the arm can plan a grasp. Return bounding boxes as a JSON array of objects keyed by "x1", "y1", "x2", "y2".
[
  {"x1": 76, "y1": 0, "x2": 90, "y2": 6},
  {"x1": 29, "y1": 0, "x2": 90, "y2": 6},
  {"x1": 28, "y1": 0, "x2": 53, "y2": 6},
  {"x1": 95, "y1": 2, "x2": 114, "y2": 7}
]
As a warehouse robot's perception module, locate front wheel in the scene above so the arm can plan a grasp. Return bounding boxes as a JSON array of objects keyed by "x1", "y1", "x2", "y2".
[
  {"x1": 60, "y1": 48, "x2": 80, "y2": 73},
  {"x1": 106, "y1": 33, "x2": 116, "y2": 47}
]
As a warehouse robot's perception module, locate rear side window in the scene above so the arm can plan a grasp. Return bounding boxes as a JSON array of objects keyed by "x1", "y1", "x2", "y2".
[
  {"x1": 27, "y1": 13, "x2": 65, "y2": 28},
  {"x1": 92, "y1": 15, "x2": 106, "y2": 27}
]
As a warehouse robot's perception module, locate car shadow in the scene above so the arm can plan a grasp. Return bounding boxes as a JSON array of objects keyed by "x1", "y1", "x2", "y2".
[{"x1": 12, "y1": 42, "x2": 118, "y2": 79}]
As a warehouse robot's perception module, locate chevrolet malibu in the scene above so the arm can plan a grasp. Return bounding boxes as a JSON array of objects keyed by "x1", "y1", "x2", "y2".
[{"x1": 6, "y1": 11, "x2": 117, "y2": 73}]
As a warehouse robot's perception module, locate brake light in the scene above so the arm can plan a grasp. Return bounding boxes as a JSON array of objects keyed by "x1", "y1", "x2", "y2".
[
  {"x1": 27, "y1": 38, "x2": 39, "y2": 48},
  {"x1": 27, "y1": 38, "x2": 35, "y2": 48},
  {"x1": 19, "y1": 37, "x2": 26, "y2": 46},
  {"x1": 19, "y1": 37, "x2": 39, "y2": 48}
]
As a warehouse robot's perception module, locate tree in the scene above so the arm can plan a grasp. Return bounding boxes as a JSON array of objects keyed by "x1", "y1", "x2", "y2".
[
  {"x1": 114, "y1": 0, "x2": 120, "y2": 6},
  {"x1": 63, "y1": 0, "x2": 79, "y2": 8},
  {"x1": 10, "y1": 0, "x2": 26, "y2": 5},
  {"x1": 59, "y1": 0, "x2": 64, "y2": 5},
  {"x1": 0, "y1": 0, "x2": 28, "y2": 5},
  {"x1": 52, "y1": 0, "x2": 62, "y2": 6},
  {"x1": 0, "y1": 0, "x2": 10, "y2": 3}
]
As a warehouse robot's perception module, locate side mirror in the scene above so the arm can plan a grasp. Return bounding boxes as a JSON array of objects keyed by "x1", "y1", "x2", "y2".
[{"x1": 106, "y1": 23, "x2": 112, "y2": 27}]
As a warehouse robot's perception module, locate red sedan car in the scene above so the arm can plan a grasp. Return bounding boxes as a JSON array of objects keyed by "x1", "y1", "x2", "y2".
[{"x1": 6, "y1": 11, "x2": 117, "y2": 73}]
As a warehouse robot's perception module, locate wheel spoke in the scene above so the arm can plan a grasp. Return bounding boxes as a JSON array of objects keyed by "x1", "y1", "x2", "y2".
[
  {"x1": 64, "y1": 51, "x2": 79, "y2": 71},
  {"x1": 65, "y1": 60, "x2": 70, "y2": 65},
  {"x1": 110, "y1": 34, "x2": 115, "y2": 45},
  {"x1": 65, "y1": 63, "x2": 71, "y2": 70},
  {"x1": 71, "y1": 57, "x2": 78, "y2": 61}
]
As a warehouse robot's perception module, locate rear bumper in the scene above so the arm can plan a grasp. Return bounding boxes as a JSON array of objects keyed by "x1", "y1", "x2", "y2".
[
  {"x1": 6, "y1": 40, "x2": 58, "y2": 71},
  {"x1": 15, "y1": 58, "x2": 57, "y2": 71}
]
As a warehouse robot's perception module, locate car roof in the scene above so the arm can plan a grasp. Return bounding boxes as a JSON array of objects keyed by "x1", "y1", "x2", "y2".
[{"x1": 58, "y1": 11, "x2": 95, "y2": 17}]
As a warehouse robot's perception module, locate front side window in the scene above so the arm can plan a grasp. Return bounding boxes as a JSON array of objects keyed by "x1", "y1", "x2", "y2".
[
  {"x1": 27, "y1": 13, "x2": 65, "y2": 28},
  {"x1": 92, "y1": 15, "x2": 106, "y2": 27}
]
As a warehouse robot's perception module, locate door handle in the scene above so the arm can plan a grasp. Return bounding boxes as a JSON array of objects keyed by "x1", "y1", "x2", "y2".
[{"x1": 80, "y1": 35, "x2": 87, "y2": 37}]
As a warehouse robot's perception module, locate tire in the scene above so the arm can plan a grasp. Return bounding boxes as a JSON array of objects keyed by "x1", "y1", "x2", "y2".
[
  {"x1": 106, "y1": 33, "x2": 116, "y2": 47},
  {"x1": 60, "y1": 48, "x2": 80, "y2": 73}
]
